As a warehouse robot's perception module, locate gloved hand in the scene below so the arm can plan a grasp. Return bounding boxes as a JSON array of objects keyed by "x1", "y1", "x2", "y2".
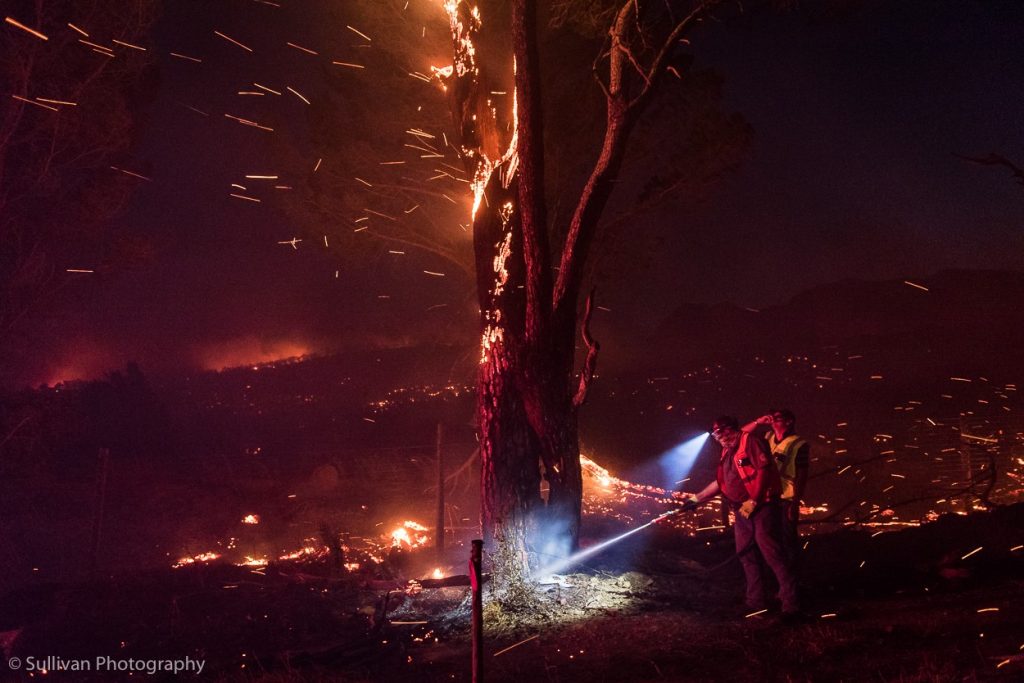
[
  {"x1": 739, "y1": 500, "x2": 758, "y2": 519},
  {"x1": 680, "y1": 494, "x2": 700, "y2": 511}
]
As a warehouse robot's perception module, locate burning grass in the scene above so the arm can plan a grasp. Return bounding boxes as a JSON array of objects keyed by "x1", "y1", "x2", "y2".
[
  {"x1": 3, "y1": 505, "x2": 1024, "y2": 681},
  {"x1": 3, "y1": 450, "x2": 1023, "y2": 682}
]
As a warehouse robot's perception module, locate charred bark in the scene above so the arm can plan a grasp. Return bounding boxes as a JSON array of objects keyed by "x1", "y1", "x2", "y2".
[{"x1": 473, "y1": 172, "x2": 541, "y2": 590}]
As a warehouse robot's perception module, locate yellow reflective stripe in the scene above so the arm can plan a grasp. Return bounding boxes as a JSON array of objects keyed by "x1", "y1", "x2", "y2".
[
  {"x1": 769, "y1": 434, "x2": 806, "y2": 484},
  {"x1": 770, "y1": 434, "x2": 801, "y2": 453}
]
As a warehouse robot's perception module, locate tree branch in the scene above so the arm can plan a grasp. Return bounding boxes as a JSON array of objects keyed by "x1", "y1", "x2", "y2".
[
  {"x1": 615, "y1": 37, "x2": 652, "y2": 88},
  {"x1": 592, "y1": 42, "x2": 612, "y2": 99},
  {"x1": 552, "y1": 3, "x2": 636, "y2": 313},
  {"x1": 573, "y1": 287, "x2": 601, "y2": 408},
  {"x1": 954, "y1": 152, "x2": 1024, "y2": 189},
  {"x1": 553, "y1": 0, "x2": 722, "y2": 314},
  {"x1": 630, "y1": 0, "x2": 718, "y2": 110}
]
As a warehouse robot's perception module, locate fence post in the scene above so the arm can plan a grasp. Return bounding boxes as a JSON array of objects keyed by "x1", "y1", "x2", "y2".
[
  {"x1": 470, "y1": 539, "x2": 483, "y2": 683},
  {"x1": 436, "y1": 422, "x2": 445, "y2": 560}
]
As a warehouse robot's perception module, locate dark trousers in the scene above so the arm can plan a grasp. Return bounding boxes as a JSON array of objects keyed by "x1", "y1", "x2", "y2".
[
  {"x1": 781, "y1": 500, "x2": 801, "y2": 568},
  {"x1": 733, "y1": 501, "x2": 799, "y2": 613}
]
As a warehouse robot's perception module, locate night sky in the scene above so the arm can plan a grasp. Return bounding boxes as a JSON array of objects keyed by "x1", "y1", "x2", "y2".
[{"x1": 10, "y1": 0, "x2": 1024, "y2": 387}]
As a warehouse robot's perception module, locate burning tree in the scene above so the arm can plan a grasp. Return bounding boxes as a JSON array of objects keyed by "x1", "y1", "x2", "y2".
[
  {"x1": 434, "y1": 0, "x2": 736, "y2": 590},
  {"x1": 287, "y1": 0, "x2": 750, "y2": 593}
]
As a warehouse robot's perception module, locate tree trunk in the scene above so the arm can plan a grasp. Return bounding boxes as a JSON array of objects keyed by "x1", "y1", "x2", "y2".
[
  {"x1": 443, "y1": 0, "x2": 587, "y2": 592},
  {"x1": 477, "y1": 280, "x2": 583, "y2": 583},
  {"x1": 478, "y1": 339, "x2": 540, "y2": 589},
  {"x1": 470, "y1": 171, "x2": 585, "y2": 585},
  {"x1": 519, "y1": 307, "x2": 583, "y2": 555},
  {"x1": 473, "y1": 169, "x2": 542, "y2": 591}
]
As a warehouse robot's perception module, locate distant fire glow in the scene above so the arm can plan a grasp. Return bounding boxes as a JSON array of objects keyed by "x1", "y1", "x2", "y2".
[
  {"x1": 38, "y1": 342, "x2": 120, "y2": 386},
  {"x1": 241, "y1": 514, "x2": 260, "y2": 525},
  {"x1": 199, "y1": 337, "x2": 313, "y2": 372}
]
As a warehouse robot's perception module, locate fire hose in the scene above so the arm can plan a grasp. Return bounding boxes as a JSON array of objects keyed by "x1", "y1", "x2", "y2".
[
  {"x1": 534, "y1": 498, "x2": 760, "y2": 579},
  {"x1": 675, "y1": 499, "x2": 761, "y2": 575}
]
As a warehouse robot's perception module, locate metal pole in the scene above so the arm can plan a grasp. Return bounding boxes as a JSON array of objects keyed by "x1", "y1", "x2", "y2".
[
  {"x1": 470, "y1": 539, "x2": 483, "y2": 683},
  {"x1": 436, "y1": 422, "x2": 445, "y2": 560}
]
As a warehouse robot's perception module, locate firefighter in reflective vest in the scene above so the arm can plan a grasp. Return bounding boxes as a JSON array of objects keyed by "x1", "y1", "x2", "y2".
[
  {"x1": 743, "y1": 409, "x2": 809, "y2": 560},
  {"x1": 685, "y1": 415, "x2": 799, "y2": 616}
]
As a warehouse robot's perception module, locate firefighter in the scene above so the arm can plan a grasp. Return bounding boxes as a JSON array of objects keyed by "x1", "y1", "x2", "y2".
[
  {"x1": 743, "y1": 409, "x2": 809, "y2": 564},
  {"x1": 684, "y1": 416, "x2": 800, "y2": 618}
]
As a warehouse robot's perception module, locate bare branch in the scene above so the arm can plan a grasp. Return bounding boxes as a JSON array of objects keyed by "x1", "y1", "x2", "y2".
[
  {"x1": 607, "y1": 1, "x2": 636, "y2": 99},
  {"x1": 954, "y1": 152, "x2": 1024, "y2": 189},
  {"x1": 573, "y1": 287, "x2": 601, "y2": 408},
  {"x1": 592, "y1": 42, "x2": 612, "y2": 105},
  {"x1": 615, "y1": 38, "x2": 652, "y2": 87},
  {"x1": 552, "y1": 2, "x2": 637, "y2": 312},
  {"x1": 553, "y1": 0, "x2": 726, "y2": 314},
  {"x1": 630, "y1": 0, "x2": 719, "y2": 109}
]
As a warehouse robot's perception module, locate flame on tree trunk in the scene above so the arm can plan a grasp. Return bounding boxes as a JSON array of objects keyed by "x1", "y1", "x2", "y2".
[
  {"x1": 438, "y1": 0, "x2": 718, "y2": 591},
  {"x1": 473, "y1": 185, "x2": 585, "y2": 588},
  {"x1": 440, "y1": 0, "x2": 590, "y2": 592}
]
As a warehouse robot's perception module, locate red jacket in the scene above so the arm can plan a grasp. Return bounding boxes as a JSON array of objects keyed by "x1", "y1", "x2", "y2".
[{"x1": 716, "y1": 433, "x2": 782, "y2": 504}]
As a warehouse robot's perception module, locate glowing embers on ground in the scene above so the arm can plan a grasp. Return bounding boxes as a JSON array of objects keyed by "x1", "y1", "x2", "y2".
[
  {"x1": 171, "y1": 551, "x2": 221, "y2": 568},
  {"x1": 171, "y1": 519, "x2": 432, "y2": 571},
  {"x1": 391, "y1": 520, "x2": 430, "y2": 549},
  {"x1": 278, "y1": 545, "x2": 322, "y2": 562},
  {"x1": 167, "y1": 449, "x2": 710, "y2": 579},
  {"x1": 579, "y1": 453, "x2": 719, "y2": 532},
  {"x1": 368, "y1": 382, "x2": 472, "y2": 413}
]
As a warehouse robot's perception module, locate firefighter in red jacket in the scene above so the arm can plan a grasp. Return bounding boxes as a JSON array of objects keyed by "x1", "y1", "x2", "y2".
[{"x1": 684, "y1": 415, "x2": 800, "y2": 617}]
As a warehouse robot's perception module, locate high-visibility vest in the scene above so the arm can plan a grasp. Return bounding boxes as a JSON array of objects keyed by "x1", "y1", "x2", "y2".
[{"x1": 768, "y1": 432, "x2": 807, "y2": 500}]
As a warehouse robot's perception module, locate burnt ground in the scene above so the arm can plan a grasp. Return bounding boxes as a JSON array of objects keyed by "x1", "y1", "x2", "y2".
[{"x1": 1, "y1": 504, "x2": 1022, "y2": 682}]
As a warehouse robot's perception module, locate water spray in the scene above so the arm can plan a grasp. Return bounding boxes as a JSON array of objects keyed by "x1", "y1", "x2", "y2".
[
  {"x1": 533, "y1": 508, "x2": 684, "y2": 579},
  {"x1": 534, "y1": 431, "x2": 709, "y2": 580}
]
